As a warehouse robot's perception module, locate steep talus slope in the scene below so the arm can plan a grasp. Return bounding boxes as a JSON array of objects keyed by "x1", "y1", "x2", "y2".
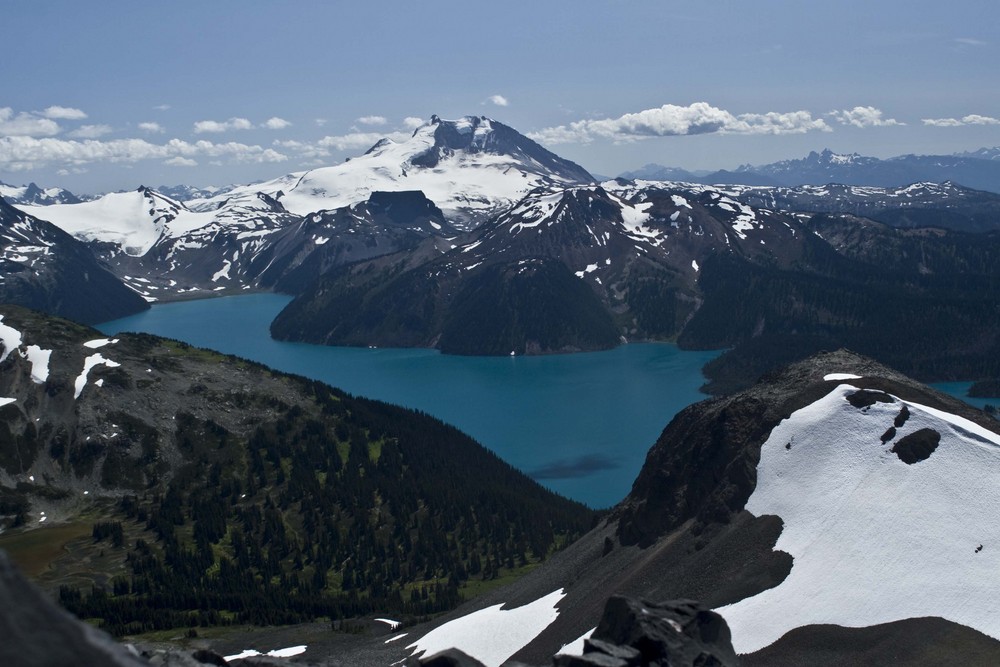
[
  {"x1": 347, "y1": 350, "x2": 1000, "y2": 667},
  {"x1": 0, "y1": 197, "x2": 148, "y2": 323},
  {"x1": 0, "y1": 305, "x2": 593, "y2": 637}
]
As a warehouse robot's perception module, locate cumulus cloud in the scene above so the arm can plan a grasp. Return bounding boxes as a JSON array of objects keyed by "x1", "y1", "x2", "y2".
[
  {"x1": 0, "y1": 135, "x2": 287, "y2": 172},
  {"x1": 315, "y1": 118, "x2": 328, "y2": 127},
  {"x1": 828, "y1": 106, "x2": 903, "y2": 128},
  {"x1": 138, "y1": 121, "x2": 165, "y2": 133},
  {"x1": 356, "y1": 115, "x2": 387, "y2": 126},
  {"x1": 0, "y1": 108, "x2": 62, "y2": 137},
  {"x1": 41, "y1": 106, "x2": 87, "y2": 120},
  {"x1": 68, "y1": 124, "x2": 113, "y2": 139},
  {"x1": 923, "y1": 114, "x2": 1000, "y2": 127},
  {"x1": 402, "y1": 116, "x2": 425, "y2": 129},
  {"x1": 528, "y1": 102, "x2": 831, "y2": 145},
  {"x1": 317, "y1": 131, "x2": 410, "y2": 151},
  {"x1": 193, "y1": 117, "x2": 254, "y2": 133},
  {"x1": 164, "y1": 156, "x2": 198, "y2": 167},
  {"x1": 263, "y1": 116, "x2": 292, "y2": 130},
  {"x1": 486, "y1": 94, "x2": 509, "y2": 107},
  {"x1": 274, "y1": 130, "x2": 412, "y2": 160}
]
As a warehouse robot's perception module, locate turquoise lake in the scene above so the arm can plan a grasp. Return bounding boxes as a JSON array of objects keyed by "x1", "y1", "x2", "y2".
[{"x1": 99, "y1": 294, "x2": 721, "y2": 509}]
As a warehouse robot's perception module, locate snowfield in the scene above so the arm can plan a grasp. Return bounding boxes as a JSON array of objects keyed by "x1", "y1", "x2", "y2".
[
  {"x1": 717, "y1": 382, "x2": 1000, "y2": 653},
  {"x1": 407, "y1": 589, "x2": 566, "y2": 666},
  {"x1": 20, "y1": 189, "x2": 203, "y2": 256}
]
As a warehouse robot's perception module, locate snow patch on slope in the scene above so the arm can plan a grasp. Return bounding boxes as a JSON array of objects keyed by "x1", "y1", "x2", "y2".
[
  {"x1": 22, "y1": 345, "x2": 51, "y2": 383},
  {"x1": 83, "y1": 338, "x2": 119, "y2": 349},
  {"x1": 74, "y1": 353, "x2": 121, "y2": 399},
  {"x1": 717, "y1": 384, "x2": 1000, "y2": 653},
  {"x1": 557, "y1": 627, "x2": 596, "y2": 657},
  {"x1": 407, "y1": 589, "x2": 566, "y2": 667},
  {"x1": 0, "y1": 316, "x2": 23, "y2": 362},
  {"x1": 223, "y1": 645, "x2": 306, "y2": 661}
]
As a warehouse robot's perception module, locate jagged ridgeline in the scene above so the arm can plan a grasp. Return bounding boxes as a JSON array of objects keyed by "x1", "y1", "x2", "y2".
[{"x1": 0, "y1": 306, "x2": 594, "y2": 636}]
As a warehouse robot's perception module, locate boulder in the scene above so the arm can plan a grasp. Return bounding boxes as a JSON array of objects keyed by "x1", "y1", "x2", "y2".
[{"x1": 570, "y1": 596, "x2": 740, "y2": 667}]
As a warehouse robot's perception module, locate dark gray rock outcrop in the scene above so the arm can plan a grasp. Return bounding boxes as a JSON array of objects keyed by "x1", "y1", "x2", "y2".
[
  {"x1": 0, "y1": 549, "x2": 147, "y2": 667},
  {"x1": 555, "y1": 597, "x2": 738, "y2": 667}
]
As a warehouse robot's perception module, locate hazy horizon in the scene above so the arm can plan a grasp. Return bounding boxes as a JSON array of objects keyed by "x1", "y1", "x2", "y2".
[{"x1": 2, "y1": 0, "x2": 997, "y2": 194}]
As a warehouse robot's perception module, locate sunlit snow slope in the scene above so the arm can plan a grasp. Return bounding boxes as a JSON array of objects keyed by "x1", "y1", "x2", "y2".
[{"x1": 718, "y1": 382, "x2": 1000, "y2": 653}]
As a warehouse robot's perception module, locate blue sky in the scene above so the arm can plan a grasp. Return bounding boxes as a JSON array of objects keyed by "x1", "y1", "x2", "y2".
[{"x1": 1, "y1": 0, "x2": 998, "y2": 193}]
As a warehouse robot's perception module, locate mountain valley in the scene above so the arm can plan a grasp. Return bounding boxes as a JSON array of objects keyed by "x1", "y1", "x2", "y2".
[{"x1": 4, "y1": 114, "x2": 1000, "y2": 666}]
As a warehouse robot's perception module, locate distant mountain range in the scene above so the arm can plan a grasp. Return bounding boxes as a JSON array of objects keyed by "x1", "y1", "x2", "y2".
[
  {"x1": 0, "y1": 181, "x2": 84, "y2": 206},
  {"x1": 621, "y1": 147, "x2": 1000, "y2": 193},
  {"x1": 5, "y1": 116, "x2": 1000, "y2": 388}
]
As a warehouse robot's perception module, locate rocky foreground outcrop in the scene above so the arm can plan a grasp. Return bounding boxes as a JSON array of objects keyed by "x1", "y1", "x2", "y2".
[{"x1": 0, "y1": 550, "x2": 146, "y2": 667}]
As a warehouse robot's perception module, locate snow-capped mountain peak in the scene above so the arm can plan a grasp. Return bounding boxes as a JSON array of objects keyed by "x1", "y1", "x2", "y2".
[
  {"x1": 268, "y1": 115, "x2": 595, "y2": 229},
  {"x1": 18, "y1": 186, "x2": 187, "y2": 256},
  {"x1": 0, "y1": 181, "x2": 82, "y2": 206}
]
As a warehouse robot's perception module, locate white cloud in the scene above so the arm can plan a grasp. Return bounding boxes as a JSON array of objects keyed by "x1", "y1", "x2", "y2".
[
  {"x1": 275, "y1": 130, "x2": 411, "y2": 159},
  {"x1": 193, "y1": 117, "x2": 254, "y2": 133},
  {"x1": 68, "y1": 124, "x2": 113, "y2": 139},
  {"x1": 357, "y1": 115, "x2": 388, "y2": 126},
  {"x1": 0, "y1": 135, "x2": 287, "y2": 171},
  {"x1": 317, "y1": 131, "x2": 410, "y2": 151},
  {"x1": 315, "y1": 118, "x2": 328, "y2": 127},
  {"x1": 0, "y1": 108, "x2": 62, "y2": 137},
  {"x1": 954, "y1": 37, "x2": 987, "y2": 47},
  {"x1": 828, "y1": 106, "x2": 904, "y2": 128},
  {"x1": 153, "y1": 104, "x2": 171, "y2": 111},
  {"x1": 923, "y1": 114, "x2": 1000, "y2": 127},
  {"x1": 138, "y1": 122, "x2": 165, "y2": 133},
  {"x1": 41, "y1": 106, "x2": 87, "y2": 120},
  {"x1": 263, "y1": 116, "x2": 292, "y2": 130},
  {"x1": 963, "y1": 114, "x2": 1000, "y2": 125},
  {"x1": 272, "y1": 139, "x2": 330, "y2": 160},
  {"x1": 164, "y1": 156, "x2": 198, "y2": 167},
  {"x1": 486, "y1": 94, "x2": 509, "y2": 107},
  {"x1": 528, "y1": 102, "x2": 831, "y2": 145},
  {"x1": 402, "y1": 116, "x2": 425, "y2": 129}
]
